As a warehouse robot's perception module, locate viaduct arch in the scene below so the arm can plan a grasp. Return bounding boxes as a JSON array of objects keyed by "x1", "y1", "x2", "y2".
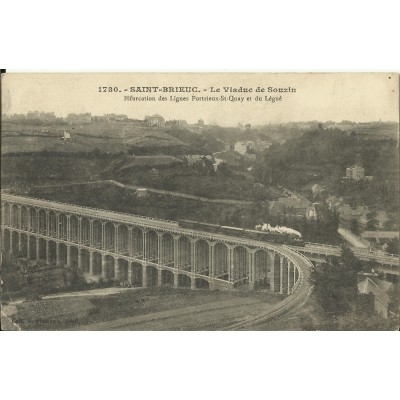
[{"x1": 1, "y1": 194, "x2": 309, "y2": 294}]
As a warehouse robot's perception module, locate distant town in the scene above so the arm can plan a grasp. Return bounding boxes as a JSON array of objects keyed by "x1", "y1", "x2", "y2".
[{"x1": 2, "y1": 110, "x2": 396, "y2": 132}]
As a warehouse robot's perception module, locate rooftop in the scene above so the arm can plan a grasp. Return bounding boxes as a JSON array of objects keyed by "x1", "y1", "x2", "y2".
[{"x1": 358, "y1": 277, "x2": 392, "y2": 307}]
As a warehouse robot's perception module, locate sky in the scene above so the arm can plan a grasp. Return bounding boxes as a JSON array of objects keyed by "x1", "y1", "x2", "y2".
[{"x1": 2, "y1": 73, "x2": 398, "y2": 126}]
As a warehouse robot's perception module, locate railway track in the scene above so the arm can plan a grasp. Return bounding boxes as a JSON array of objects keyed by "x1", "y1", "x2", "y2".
[{"x1": 223, "y1": 246, "x2": 313, "y2": 330}]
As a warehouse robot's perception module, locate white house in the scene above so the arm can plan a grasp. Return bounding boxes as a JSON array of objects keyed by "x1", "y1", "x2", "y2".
[
  {"x1": 62, "y1": 130, "x2": 71, "y2": 140},
  {"x1": 346, "y1": 165, "x2": 365, "y2": 180}
]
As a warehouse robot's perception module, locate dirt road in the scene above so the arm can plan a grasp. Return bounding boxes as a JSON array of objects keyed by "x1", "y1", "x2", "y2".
[{"x1": 69, "y1": 296, "x2": 277, "y2": 331}]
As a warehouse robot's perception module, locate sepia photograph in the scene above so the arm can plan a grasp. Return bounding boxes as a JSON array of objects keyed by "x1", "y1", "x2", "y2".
[{"x1": 1, "y1": 72, "x2": 399, "y2": 331}]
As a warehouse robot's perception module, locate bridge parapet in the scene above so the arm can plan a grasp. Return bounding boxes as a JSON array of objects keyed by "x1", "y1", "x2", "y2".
[
  {"x1": 1, "y1": 194, "x2": 312, "y2": 296},
  {"x1": 289, "y1": 242, "x2": 399, "y2": 268},
  {"x1": 1, "y1": 194, "x2": 178, "y2": 226}
]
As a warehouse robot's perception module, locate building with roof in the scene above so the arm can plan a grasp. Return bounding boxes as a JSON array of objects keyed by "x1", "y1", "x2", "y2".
[
  {"x1": 326, "y1": 123, "x2": 355, "y2": 131},
  {"x1": 346, "y1": 165, "x2": 365, "y2": 180},
  {"x1": 104, "y1": 113, "x2": 128, "y2": 121},
  {"x1": 234, "y1": 141, "x2": 254, "y2": 155},
  {"x1": 185, "y1": 154, "x2": 214, "y2": 167},
  {"x1": 66, "y1": 113, "x2": 92, "y2": 124},
  {"x1": 326, "y1": 196, "x2": 344, "y2": 211},
  {"x1": 358, "y1": 276, "x2": 393, "y2": 319},
  {"x1": 311, "y1": 184, "x2": 326, "y2": 199},
  {"x1": 145, "y1": 114, "x2": 165, "y2": 127},
  {"x1": 269, "y1": 196, "x2": 317, "y2": 220},
  {"x1": 253, "y1": 140, "x2": 272, "y2": 152},
  {"x1": 62, "y1": 130, "x2": 71, "y2": 140},
  {"x1": 166, "y1": 119, "x2": 188, "y2": 128},
  {"x1": 187, "y1": 119, "x2": 206, "y2": 133},
  {"x1": 136, "y1": 188, "x2": 148, "y2": 198}
]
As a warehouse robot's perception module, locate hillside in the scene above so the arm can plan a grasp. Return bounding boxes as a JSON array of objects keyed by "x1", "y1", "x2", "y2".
[
  {"x1": 2, "y1": 134, "x2": 127, "y2": 154},
  {"x1": 253, "y1": 128, "x2": 399, "y2": 212},
  {"x1": 122, "y1": 126, "x2": 190, "y2": 155},
  {"x1": 102, "y1": 155, "x2": 184, "y2": 177},
  {"x1": 1, "y1": 121, "x2": 226, "y2": 155},
  {"x1": 1, "y1": 153, "x2": 116, "y2": 188}
]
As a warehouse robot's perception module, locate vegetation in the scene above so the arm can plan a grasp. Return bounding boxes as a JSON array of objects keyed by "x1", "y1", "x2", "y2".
[
  {"x1": 9, "y1": 285, "x2": 279, "y2": 331},
  {"x1": 221, "y1": 202, "x2": 340, "y2": 244},
  {"x1": 253, "y1": 129, "x2": 399, "y2": 212},
  {"x1": 386, "y1": 239, "x2": 399, "y2": 255},
  {"x1": 0, "y1": 253, "x2": 114, "y2": 301},
  {"x1": 311, "y1": 246, "x2": 361, "y2": 314},
  {"x1": 310, "y1": 246, "x2": 398, "y2": 330},
  {"x1": 28, "y1": 183, "x2": 263, "y2": 225},
  {"x1": 1, "y1": 151, "x2": 122, "y2": 189}
]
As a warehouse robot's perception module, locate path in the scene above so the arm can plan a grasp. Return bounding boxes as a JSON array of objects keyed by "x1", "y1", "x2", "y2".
[
  {"x1": 338, "y1": 227, "x2": 369, "y2": 249},
  {"x1": 69, "y1": 296, "x2": 277, "y2": 331},
  {"x1": 42, "y1": 287, "x2": 137, "y2": 300},
  {"x1": 31, "y1": 179, "x2": 253, "y2": 205}
]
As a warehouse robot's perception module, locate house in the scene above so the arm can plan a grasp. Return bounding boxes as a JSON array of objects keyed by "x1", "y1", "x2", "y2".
[
  {"x1": 311, "y1": 184, "x2": 326, "y2": 198},
  {"x1": 62, "y1": 130, "x2": 71, "y2": 140},
  {"x1": 269, "y1": 197, "x2": 317, "y2": 220},
  {"x1": 234, "y1": 141, "x2": 254, "y2": 155},
  {"x1": 37, "y1": 112, "x2": 57, "y2": 122},
  {"x1": 185, "y1": 155, "x2": 203, "y2": 165},
  {"x1": 187, "y1": 119, "x2": 206, "y2": 133},
  {"x1": 336, "y1": 203, "x2": 370, "y2": 228},
  {"x1": 103, "y1": 113, "x2": 128, "y2": 121},
  {"x1": 326, "y1": 196, "x2": 344, "y2": 211},
  {"x1": 346, "y1": 165, "x2": 365, "y2": 180},
  {"x1": 66, "y1": 113, "x2": 92, "y2": 124},
  {"x1": 166, "y1": 119, "x2": 188, "y2": 128},
  {"x1": 253, "y1": 140, "x2": 272, "y2": 152},
  {"x1": 145, "y1": 114, "x2": 165, "y2": 127},
  {"x1": 185, "y1": 154, "x2": 214, "y2": 167},
  {"x1": 358, "y1": 276, "x2": 393, "y2": 319},
  {"x1": 213, "y1": 158, "x2": 224, "y2": 171},
  {"x1": 136, "y1": 188, "x2": 147, "y2": 198},
  {"x1": 326, "y1": 123, "x2": 355, "y2": 131}
]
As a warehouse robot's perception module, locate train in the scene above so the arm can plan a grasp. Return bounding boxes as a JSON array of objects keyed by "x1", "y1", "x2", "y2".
[{"x1": 178, "y1": 220, "x2": 305, "y2": 247}]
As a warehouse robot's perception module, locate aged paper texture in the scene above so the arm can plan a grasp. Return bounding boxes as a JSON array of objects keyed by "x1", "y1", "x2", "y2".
[{"x1": 1, "y1": 72, "x2": 399, "y2": 330}]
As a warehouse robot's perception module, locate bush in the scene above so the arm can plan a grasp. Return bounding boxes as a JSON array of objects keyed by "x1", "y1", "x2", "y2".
[{"x1": 97, "y1": 276, "x2": 106, "y2": 287}]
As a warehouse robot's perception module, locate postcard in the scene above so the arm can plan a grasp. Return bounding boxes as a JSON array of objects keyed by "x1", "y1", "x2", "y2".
[{"x1": 1, "y1": 72, "x2": 399, "y2": 330}]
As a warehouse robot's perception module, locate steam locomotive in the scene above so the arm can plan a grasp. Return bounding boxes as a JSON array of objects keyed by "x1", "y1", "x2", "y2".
[{"x1": 178, "y1": 220, "x2": 305, "y2": 247}]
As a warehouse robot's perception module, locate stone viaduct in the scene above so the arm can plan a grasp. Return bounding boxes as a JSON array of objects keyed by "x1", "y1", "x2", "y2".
[{"x1": 1, "y1": 194, "x2": 311, "y2": 295}]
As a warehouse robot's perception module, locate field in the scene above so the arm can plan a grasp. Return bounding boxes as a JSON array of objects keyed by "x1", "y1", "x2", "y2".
[
  {"x1": 8, "y1": 286, "x2": 283, "y2": 331},
  {"x1": 2, "y1": 134, "x2": 127, "y2": 154},
  {"x1": 1, "y1": 121, "x2": 225, "y2": 155}
]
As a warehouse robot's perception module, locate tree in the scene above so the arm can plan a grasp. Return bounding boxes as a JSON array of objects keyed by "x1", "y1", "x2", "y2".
[
  {"x1": 311, "y1": 260, "x2": 356, "y2": 314},
  {"x1": 310, "y1": 246, "x2": 361, "y2": 314},
  {"x1": 350, "y1": 218, "x2": 360, "y2": 235},
  {"x1": 202, "y1": 158, "x2": 215, "y2": 176},
  {"x1": 366, "y1": 219, "x2": 378, "y2": 231},
  {"x1": 386, "y1": 239, "x2": 399, "y2": 255},
  {"x1": 216, "y1": 162, "x2": 232, "y2": 177},
  {"x1": 340, "y1": 245, "x2": 362, "y2": 273}
]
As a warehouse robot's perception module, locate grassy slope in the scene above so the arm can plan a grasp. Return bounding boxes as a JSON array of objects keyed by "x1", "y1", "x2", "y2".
[
  {"x1": 2, "y1": 135, "x2": 127, "y2": 153},
  {"x1": 1, "y1": 154, "x2": 114, "y2": 189},
  {"x1": 2, "y1": 122, "x2": 226, "y2": 155}
]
